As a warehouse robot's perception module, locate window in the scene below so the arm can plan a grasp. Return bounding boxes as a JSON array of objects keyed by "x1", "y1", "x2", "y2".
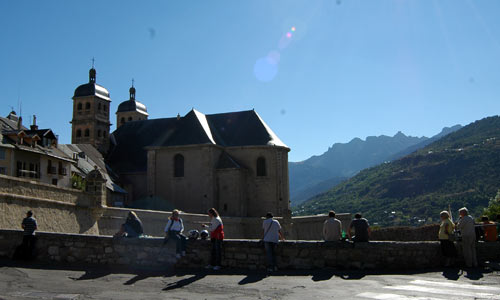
[
  {"x1": 84, "y1": 129, "x2": 90, "y2": 137},
  {"x1": 128, "y1": 117, "x2": 132, "y2": 121},
  {"x1": 0, "y1": 148, "x2": 5, "y2": 160},
  {"x1": 103, "y1": 131, "x2": 107, "y2": 138},
  {"x1": 76, "y1": 129, "x2": 82, "y2": 137},
  {"x1": 257, "y1": 157, "x2": 266, "y2": 176},
  {"x1": 52, "y1": 178, "x2": 58, "y2": 186},
  {"x1": 77, "y1": 103, "x2": 82, "y2": 110},
  {"x1": 85, "y1": 102, "x2": 91, "y2": 109},
  {"x1": 121, "y1": 117, "x2": 125, "y2": 124},
  {"x1": 174, "y1": 154, "x2": 184, "y2": 177},
  {"x1": 98, "y1": 103, "x2": 101, "y2": 110},
  {"x1": 97, "y1": 130, "x2": 101, "y2": 137},
  {"x1": 0, "y1": 167, "x2": 6, "y2": 175},
  {"x1": 103, "y1": 105, "x2": 107, "y2": 112}
]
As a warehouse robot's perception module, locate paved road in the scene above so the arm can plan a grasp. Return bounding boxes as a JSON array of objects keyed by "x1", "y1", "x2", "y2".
[{"x1": 0, "y1": 260, "x2": 499, "y2": 300}]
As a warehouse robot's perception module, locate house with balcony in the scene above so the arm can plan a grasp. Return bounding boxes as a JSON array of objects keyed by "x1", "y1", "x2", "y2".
[{"x1": 0, "y1": 111, "x2": 73, "y2": 187}]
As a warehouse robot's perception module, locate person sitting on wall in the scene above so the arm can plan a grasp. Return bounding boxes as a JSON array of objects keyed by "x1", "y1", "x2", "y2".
[
  {"x1": 164, "y1": 209, "x2": 188, "y2": 258},
  {"x1": 262, "y1": 212, "x2": 285, "y2": 272},
  {"x1": 438, "y1": 211, "x2": 457, "y2": 267},
  {"x1": 114, "y1": 211, "x2": 144, "y2": 238},
  {"x1": 14, "y1": 210, "x2": 38, "y2": 260},
  {"x1": 347, "y1": 213, "x2": 370, "y2": 242},
  {"x1": 481, "y1": 216, "x2": 498, "y2": 242},
  {"x1": 202, "y1": 208, "x2": 224, "y2": 271},
  {"x1": 323, "y1": 210, "x2": 342, "y2": 242}
]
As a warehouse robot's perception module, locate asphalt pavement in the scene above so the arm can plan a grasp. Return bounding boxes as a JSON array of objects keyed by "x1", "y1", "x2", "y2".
[{"x1": 0, "y1": 259, "x2": 499, "y2": 300}]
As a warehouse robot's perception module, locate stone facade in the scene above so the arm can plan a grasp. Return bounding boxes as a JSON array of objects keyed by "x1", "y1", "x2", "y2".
[
  {"x1": 146, "y1": 145, "x2": 290, "y2": 218},
  {"x1": 1, "y1": 229, "x2": 499, "y2": 271}
]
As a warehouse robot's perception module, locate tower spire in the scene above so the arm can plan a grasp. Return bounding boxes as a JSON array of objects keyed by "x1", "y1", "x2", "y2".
[
  {"x1": 129, "y1": 78, "x2": 136, "y2": 100},
  {"x1": 89, "y1": 57, "x2": 96, "y2": 83}
]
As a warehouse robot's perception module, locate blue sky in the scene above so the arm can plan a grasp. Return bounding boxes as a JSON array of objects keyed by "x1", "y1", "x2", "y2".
[{"x1": 1, "y1": 0, "x2": 499, "y2": 162}]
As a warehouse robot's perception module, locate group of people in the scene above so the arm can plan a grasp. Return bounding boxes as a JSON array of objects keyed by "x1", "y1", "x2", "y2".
[
  {"x1": 17, "y1": 207, "x2": 499, "y2": 270},
  {"x1": 439, "y1": 207, "x2": 499, "y2": 268}
]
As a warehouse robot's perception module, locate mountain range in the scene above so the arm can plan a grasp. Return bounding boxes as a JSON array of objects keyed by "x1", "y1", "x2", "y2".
[
  {"x1": 294, "y1": 116, "x2": 500, "y2": 227},
  {"x1": 289, "y1": 126, "x2": 462, "y2": 206}
]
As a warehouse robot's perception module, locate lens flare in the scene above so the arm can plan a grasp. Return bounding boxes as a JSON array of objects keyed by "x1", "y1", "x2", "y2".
[
  {"x1": 291, "y1": 27, "x2": 296, "y2": 32},
  {"x1": 286, "y1": 32, "x2": 292, "y2": 38}
]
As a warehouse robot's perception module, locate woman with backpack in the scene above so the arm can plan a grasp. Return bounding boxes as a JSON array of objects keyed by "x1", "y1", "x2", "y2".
[{"x1": 164, "y1": 209, "x2": 187, "y2": 258}]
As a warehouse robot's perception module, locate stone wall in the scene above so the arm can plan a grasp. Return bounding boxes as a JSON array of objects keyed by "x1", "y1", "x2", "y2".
[
  {"x1": 1, "y1": 229, "x2": 499, "y2": 271},
  {"x1": 289, "y1": 214, "x2": 352, "y2": 240},
  {"x1": 0, "y1": 174, "x2": 101, "y2": 235},
  {"x1": 371, "y1": 224, "x2": 440, "y2": 241}
]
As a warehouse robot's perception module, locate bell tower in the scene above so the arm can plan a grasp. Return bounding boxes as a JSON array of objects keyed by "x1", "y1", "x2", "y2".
[
  {"x1": 116, "y1": 80, "x2": 149, "y2": 129},
  {"x1": 71, "y1": 64, "x2": 112, "y2": 155}
]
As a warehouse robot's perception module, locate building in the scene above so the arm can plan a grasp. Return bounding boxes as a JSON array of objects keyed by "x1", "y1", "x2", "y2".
[
  {"x1": 58, "y1": 143, "x2": 127, "y2": 207},
  {"x1": 71, "y1": 67, "x2": 291, "y2": 218},
  {"x1": 0, "y1": 112, "x2": 73, "y2": 187},
  {"x1": 71, "y1": 67, "x2": 111, "y2": 155}
]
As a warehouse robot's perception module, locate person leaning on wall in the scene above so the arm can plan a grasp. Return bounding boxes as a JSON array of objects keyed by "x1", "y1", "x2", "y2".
[
  {"x1": 262, "y1": 212, "x2": 285, "y2": 272},
  {"x1": 114, "y1": 211, "x2": 144, "y2": 238},
  {"x1": 202, "y1": 208, "x2": 224, "y2": 271},
  {"x1": 438, "y1": 211, "x2": 457, "y2": 267},
  {"x1": 15, "y1": 210, "x2": 38, "y2": 260},
  {"x1": 455, "y1": 207, "x2": 478, "y2": 268}
]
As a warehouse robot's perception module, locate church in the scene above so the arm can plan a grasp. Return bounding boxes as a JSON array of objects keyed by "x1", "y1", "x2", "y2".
[{"x1": 71, "y1": 67, "x2": 291, "y2": 218}]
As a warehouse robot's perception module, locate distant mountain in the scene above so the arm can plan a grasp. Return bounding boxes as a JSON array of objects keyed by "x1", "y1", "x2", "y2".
[
  {"x1": 289, "y1": 132, "x2": 428, "y2": 206},
  {"x1": 295, "y1": 116, "x2": 500, "y2": 227}
]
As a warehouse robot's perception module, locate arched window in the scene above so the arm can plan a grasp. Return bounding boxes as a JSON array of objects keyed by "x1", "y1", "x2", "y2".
[
  {"x1": 121, "y1": 117, "x2": 125, "y2": 124},
  {"x1": 257, "y1": 157, "x2": 266, "y2": 177},
  {"x1": 103, "y1": 105, "x2": 107, "y2": 112},
  {"x1": 128, "y1": 117, "x2": 132, "y2": 121},
  {"x1": 98, "y1": 103, "x2": 101, "y2": 110},
  {"x1": 84, "y1": 128, "x2": 90, "y2": 137},
  {"x1": 77, "y1": 103, "x2": 82, "y2": 110},
  {"x1": 97, "y1": 130, "x2": 101, "y2": 137},
  {"x1": 76, "y1": 129, "x2": 82, "y2": 137},
  {"x1": 85, "y1": 102, "x2": 91, "y2": 109},
  {"x1": 174, "y1": 154, "x2": 184, "y2": 177}
]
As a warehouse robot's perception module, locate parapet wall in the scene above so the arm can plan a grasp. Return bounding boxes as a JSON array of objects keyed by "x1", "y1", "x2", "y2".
[
  {"x1": 1, "y1": 229, "x2": 499, "y2": 271},
  {"x1": 0, "y1": 175, "x2": 100, "y2": 235}
]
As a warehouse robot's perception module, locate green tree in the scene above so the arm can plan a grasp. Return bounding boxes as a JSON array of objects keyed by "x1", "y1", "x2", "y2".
[{"x1": 483, "y1": 189, "x2": 500, "y2": 220}]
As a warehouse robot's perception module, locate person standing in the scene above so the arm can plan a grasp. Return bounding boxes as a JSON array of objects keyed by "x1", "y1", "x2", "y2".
[
  {"x1": 323, "y1": 210, "x2": 343, "y2": 242},
  {"x1": 203, "y1": 208, "x2": 224, "y2": 271},
  {"x1": 164, "y1": 209, "x2": 187, "y2": 258},
  {"x1": 21, "y1": 210, "x2": 37, "y2": 259},
  {"x1": 438, "y1": 211, "x2": 457, "y2": 267},
  {"x1": 347, "y1": 213, "x2": 370, "y2": 242},
  {"x1": 262, "y1": 212, "x2": 284, "y2": 272},
  {"x1": 456, "y1": 207, "x2": 478, "y2": 267}
]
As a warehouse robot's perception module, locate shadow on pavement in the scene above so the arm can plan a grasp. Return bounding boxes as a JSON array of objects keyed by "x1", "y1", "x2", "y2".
[{"x1": 163, "y1": 274, "x2": 206, "y2": 291}]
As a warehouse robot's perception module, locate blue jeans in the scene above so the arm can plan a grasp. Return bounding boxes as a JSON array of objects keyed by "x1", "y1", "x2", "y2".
[
  {"x1": 264, "y1": 242, "x2": 277, "y2": 268},
  {"x1": 168, "y1": 230, "x2": 187, "y2": 254},
  {"x1": 211, "y1": 238, "x2": 222, "y2": 266}
]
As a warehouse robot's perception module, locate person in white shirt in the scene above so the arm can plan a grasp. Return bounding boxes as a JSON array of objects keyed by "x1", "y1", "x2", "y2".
[
  {"x1": 262, "y1": 212, "x2": 284, "y2": 272},
  {"x1": 164, "y1": 209, "x2": 187, "y2": 258},
  {"x1": 202, "y1": 208, "x2": 224, "y2": 270},
  {"x1": 456, "y1": 207, "x2": 478, "y2": 267}
]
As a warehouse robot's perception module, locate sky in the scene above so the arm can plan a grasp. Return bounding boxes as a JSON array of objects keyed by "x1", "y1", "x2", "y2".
[{"x1": 1, "y1": 0, "x2": 499, "y2": 162}]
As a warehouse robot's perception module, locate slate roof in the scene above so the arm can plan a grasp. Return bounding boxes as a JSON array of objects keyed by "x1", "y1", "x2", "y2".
[
  {"x1": 58, "y1": 144, "x2": 127, "y2": 194},
  {"x1": 73, "y1": 83, "x2": 110, "y2": 101},
  {"x1": 116, "y1": 99, "x2": 148, "y2": 115},
  {"x1": 107, "y1": 109, "x2": 288, "y2": 173}
]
